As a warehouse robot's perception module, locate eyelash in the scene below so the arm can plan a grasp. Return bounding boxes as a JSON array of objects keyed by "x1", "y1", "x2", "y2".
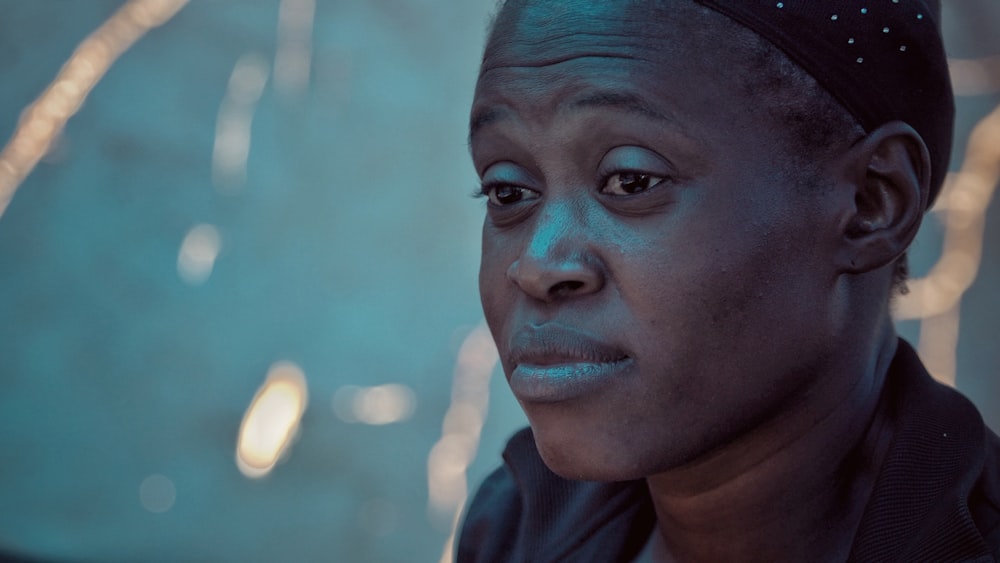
[
  {"x1": 471, "y1": 183, "x2": 490, "y2": 199},
  {"x1": 474, "y1": 170, "x2": 668, "y2": 203},
  {"x1": 473, "y1": 182, "x2": 538, "y2": 208},
  {"x1": 602, "y1": 171, "x2": 667, "y2": 196}
]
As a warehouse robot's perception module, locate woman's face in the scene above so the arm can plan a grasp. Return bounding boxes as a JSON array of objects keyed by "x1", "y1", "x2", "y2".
[{"x1": 471, "y1": 0, "x2": 843, "y2": 481}]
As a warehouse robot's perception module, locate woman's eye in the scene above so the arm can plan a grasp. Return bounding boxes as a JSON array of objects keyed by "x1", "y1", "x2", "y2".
[
  {"x1": 602, "y1": 172, "x2": 665, "y2": 195},
  {"x1": 483, "y1": 184, "x2": 538, "y2": 206}
]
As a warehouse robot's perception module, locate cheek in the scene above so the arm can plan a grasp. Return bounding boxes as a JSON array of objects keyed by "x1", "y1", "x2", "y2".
[
  {"x1": 624, "y1": 208, "x2": 824, "y2": 368},
  {"x1": 478, "y1": 233, "x2": 514, "y2": 334}
]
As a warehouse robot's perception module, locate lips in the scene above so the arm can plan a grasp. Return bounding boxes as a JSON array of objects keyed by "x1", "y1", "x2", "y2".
[{"x1": 507, "y1": 325, "x2": 633, "y2": 402}]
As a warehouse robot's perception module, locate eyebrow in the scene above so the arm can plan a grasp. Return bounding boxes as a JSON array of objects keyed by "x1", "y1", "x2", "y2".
[
  {"x1": 469, "y1": 108, "x2": 507, "y2": 140},
  {"x1": 468, "y1": 90, "x2": 678, "y2": 146},
  {"x1": 568, "y1": 91, "x2": 676, "y2": 123}
]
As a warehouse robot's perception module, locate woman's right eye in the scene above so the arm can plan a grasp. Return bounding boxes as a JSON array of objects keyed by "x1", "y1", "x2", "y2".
[{"x1": 481, "y1": 184, "x2": 539, "y2": 206}]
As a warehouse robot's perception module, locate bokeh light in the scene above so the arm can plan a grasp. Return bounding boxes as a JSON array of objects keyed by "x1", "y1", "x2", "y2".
[
  {"x1": 950, "y1": 55, "x2": 1000, "y2": 96},
  {"x1": 236, "y1": 361, "x2": 309, "y2": 479},
  {"x1": 894, "y1": 96, "x2": 1000, "y2": 386},
  {"x1": 332, "y1": 384, "x2": 417, "y2": 425},
  {"x1": 212, "y1": 54, "x2": 270, "y2": 192},
  {"x1": 176, "y1": 224, "x2": 222, "y2": 285},
  {"x1": 274, "y1": 0, "x2": 315, "y2": 98},
  {"x1": 138, "y1": 474, "x2": 177, "y2": 514},
  {"x1": 428, "y1": 324, "x2": 498, "y2": 562}
]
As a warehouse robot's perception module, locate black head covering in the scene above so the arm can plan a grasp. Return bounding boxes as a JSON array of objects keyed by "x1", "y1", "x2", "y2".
[{"x1": 695, "y1": 0, "x2": 954, "y2": 208}]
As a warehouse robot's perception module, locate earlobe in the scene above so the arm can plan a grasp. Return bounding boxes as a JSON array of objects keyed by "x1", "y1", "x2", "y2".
[{"x1": 836, "y1": 121, "x2": 931, "y2": 274}]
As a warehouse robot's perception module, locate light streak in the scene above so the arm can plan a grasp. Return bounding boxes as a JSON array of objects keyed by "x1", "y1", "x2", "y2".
[
  {"x1": 430, "y1": 324, "x2": 498, "y2": 562},
  {"x1": 916, "y1": 302, "x2": 962, "y2": 387},
  {"x1": 212, "y1": 54, "x2": 270, "y2": 192},
  {"x1": 950, "y1": 55, "x2": 1000, "y2": 97},
  {"x1": 0, "y1": 0, "x2": 190, "y2": 219},
  {"x1": 894, "y1": 102, "x2": 1000, "y2": 385},
  {"x1": 274, "y1": 0, "x2": 315, "y2": 98}
]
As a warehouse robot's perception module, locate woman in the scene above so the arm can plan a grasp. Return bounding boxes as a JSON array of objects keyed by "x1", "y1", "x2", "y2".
[{"x1": 459, "y1": 1, "x2": 1000, "y2": 561}]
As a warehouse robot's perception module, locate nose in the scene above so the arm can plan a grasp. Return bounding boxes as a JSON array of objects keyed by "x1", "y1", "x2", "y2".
[{"x1": 506, "y1": 204, "x2": 605, "y2": 302}]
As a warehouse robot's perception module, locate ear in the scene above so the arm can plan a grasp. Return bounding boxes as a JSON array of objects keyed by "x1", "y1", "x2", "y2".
[{"x1": 834, "y1": 121, "x2": 931, "y2": 274}]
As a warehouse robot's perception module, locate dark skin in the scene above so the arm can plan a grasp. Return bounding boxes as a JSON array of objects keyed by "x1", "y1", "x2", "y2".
[{"x1": 471, "y1": 1, "x2": 932, "y2": 561}]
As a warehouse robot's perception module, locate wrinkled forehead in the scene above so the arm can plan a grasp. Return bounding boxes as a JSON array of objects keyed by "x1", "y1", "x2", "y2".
[
  {"x1": 480, "y1": 0, "x2": 728, "y2": 73},
  {"x1": 473, "y1": 1, "x2": 737, "y2": 138},
  {"x1": 470, "y1": 0, "x2": 766, "y2": 158}
]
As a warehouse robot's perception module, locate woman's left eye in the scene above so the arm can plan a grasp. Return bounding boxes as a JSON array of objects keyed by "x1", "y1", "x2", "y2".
[{"x1": 601, "y1": 172, "x2": 665, "y2": 196}]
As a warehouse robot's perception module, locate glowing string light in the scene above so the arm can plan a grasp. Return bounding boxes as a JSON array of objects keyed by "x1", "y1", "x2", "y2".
[
  {"x1": 895, "y1": 100, "x2": 1000, "y2": 385},
  {"x1": 274, "y1": 0, "x2": 315, "y2": 98},
  {"x1": 212, "y1": 54, "x2": 270, "y2": 191},
  {"x1": 0, "y1": 0, "x2": 190, "y2": 219},
  {"x1": 949, "y1": 55, "x2": 1000, "y2": 97},
  {"x1": 332, "y1": 383, "x2": 417, "y2": 426},
  {"x1": 430, "y1": 324, "x2": 498, "y2": 563}
]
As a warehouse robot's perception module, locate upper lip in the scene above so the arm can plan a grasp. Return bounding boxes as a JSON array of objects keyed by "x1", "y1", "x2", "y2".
[{"x1": 509, "y1": 324, "x2": 629, "y2": 367}]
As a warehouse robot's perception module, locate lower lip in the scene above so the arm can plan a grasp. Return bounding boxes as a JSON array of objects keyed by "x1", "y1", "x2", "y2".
[{"x1": 509, "y1": 358, "x2": 634, "y2": 403}]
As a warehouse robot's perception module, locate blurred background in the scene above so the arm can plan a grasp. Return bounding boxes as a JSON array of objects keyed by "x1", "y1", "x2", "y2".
[{"x1": 0, "y1": 1, "x2": 996, "y2": 561}]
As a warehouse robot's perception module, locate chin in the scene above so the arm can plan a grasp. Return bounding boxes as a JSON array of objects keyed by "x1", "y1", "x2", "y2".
[{"x1": 529, "y1": 422, "x2": 664, "y2": 483}]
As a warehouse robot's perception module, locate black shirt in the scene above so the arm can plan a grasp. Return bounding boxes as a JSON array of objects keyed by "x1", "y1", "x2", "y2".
[{"x1": 458, "y1": 340, "x2": 1000, "y2": 562}]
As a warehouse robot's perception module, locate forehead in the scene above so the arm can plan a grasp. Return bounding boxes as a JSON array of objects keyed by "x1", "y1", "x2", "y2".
[
  {"x1": 481, "y1": 0, "x2": 725, "y2": 71},
  {"x1": 471, "y1": 0, "x2": 760, "y2": 149}
]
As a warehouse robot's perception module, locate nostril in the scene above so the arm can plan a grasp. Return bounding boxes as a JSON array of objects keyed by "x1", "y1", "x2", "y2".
[
  {"x1": 508, "y1": 253, "x2": 605, "y2": 301},
  {"x1": 549, "y1": 280, "x2": 585, "y2": 297}
]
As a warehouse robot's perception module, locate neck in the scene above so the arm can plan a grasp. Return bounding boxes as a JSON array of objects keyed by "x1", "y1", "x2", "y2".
[{"x1": 644, "y1": 324, "x2": 898, "y2": 562}]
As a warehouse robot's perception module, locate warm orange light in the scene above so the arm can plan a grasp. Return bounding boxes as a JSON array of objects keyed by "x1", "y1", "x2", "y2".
[
  {"x1": 893, "y1": 101, "x2": 1000, "y2": 385},
  {"x1": 429, "y1": 324, "x2": 498, "y2": 562},
  {"x1": 950, "y1": 55, "x2": 1000, "y2": 97},
  {"x1": 0, "y1": 0, "x2": 189, "y2": 219},
  {"x1": 236, "y1": 361, "x2": 309, "y2": 478}
]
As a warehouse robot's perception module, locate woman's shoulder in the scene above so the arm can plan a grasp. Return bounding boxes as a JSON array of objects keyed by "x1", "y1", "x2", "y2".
[
  {"x1": 973, "y1": 427, "x2": 1000, "y2": 557},
  {"x1": 456, "y1": 427, "x2": 655, "y2": 563}
]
